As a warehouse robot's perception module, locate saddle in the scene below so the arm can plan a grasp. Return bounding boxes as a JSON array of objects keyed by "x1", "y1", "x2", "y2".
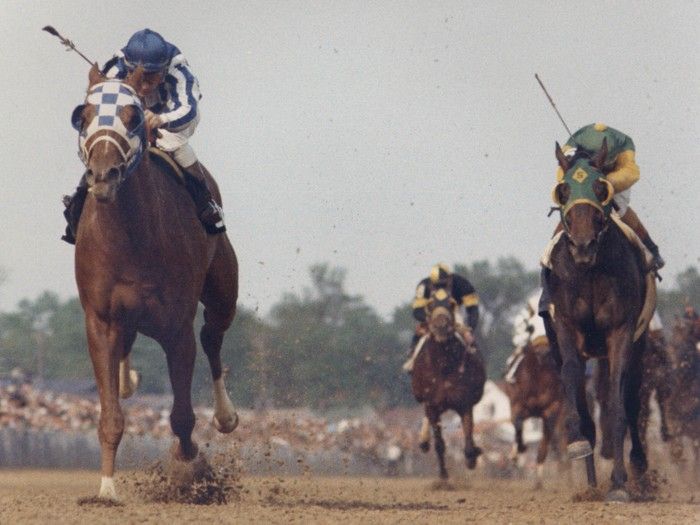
[{"x1": 148, "y1": 147, "x2": 185, "y2": 184}]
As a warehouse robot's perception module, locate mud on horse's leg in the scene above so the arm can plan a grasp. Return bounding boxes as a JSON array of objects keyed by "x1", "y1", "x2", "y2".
[
  {"x1": 164, "y1": 326, "x2": 198, "y2": 461},
  {"x1": 86, "y1": 314, "x2": 125, "y2": 500}
]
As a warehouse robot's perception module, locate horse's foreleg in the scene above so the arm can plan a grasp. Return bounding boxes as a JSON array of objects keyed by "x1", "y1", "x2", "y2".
[
  {"x1": 86, "y1": 313, "x2": 124, "y2": 500},
  {"x1": 462, "y1": 409, "x2": 481, "y2": 470},
  {"x1": 164, "y1": 326, "x2": 198, "y2": 461},
  {"x1": 510, "y1": 411, "x2": 526, "y2": 464},
  {"x1": 606, "y1": 328, "x2": 634, "y2": 502},
  {"x1": 596, "y1": 358, "x2": 614, "y2": 459},
  {"x1": 426, "y1": 406, "x2": 447, "y2": 479},
  {"x1": 626, "y1": 350, "x2": 648, "y2": 478}
]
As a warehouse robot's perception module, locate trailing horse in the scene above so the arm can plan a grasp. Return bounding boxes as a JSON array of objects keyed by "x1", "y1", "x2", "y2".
[
  {"x1": 543, "y1": 139, "x2": 657, "y2": 501},
  {"x1": 69, "y1": 65, "x2": 239, "y2": 499},
  {"x1": 505, "y1": 336, "x2": 568, "y2": 489},
  {"x1": 664, "y1": 309, "x2": 700, "y2": 480},
  {"x1": 410, "y1": 288, "x2": 486, "y2": 480}
]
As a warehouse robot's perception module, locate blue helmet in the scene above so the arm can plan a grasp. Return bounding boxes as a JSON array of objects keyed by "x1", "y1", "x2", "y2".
[{"x1": 122, "y1": 28, "x2": 170, "y2": 72}]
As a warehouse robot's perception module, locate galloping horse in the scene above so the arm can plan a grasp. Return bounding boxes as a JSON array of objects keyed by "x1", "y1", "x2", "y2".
[
  {"x1": 545, "y1": 139, "x2": 656, "y2": 501},
  {"x1": 664, "y1": 308, "x2": 700, "y2": 479},
  {"x1": 70, "y1": 65, "x2": 239, "y2": 499},
  {"x1": 411, "y1": 287, "x2": 486, "y2": 479},
  {"x1": 505, "y1": 336, "x2": 567, "y2": 489}
]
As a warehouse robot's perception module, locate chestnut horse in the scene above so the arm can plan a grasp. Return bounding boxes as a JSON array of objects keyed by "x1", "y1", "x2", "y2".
[
  {"x1": 544, "y1": 139, "x2": 656, "y2": 501},
  {"x1": 70, "y1": 65, "x2": 239, "y2": 499},
  {"x1": 411, "y1": 288, "x2": 486, "y2": 479},
  {"x1": 505, "y1": 337, "x2": 567, "y2": 489},
  {"x1": 664, "y1": 309, "x2": 700, "y2": 479}
]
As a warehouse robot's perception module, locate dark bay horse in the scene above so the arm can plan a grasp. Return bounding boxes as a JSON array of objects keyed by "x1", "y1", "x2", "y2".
[
  {"x1": 545, "y1": 139, "x2": 656, "y2": 501},
  {"x1": 505, "y1": 336, "x2": 567, "y2": 489},
  {"x1": 664, "y1": 309, "x2": 700, "y2": 479},
  {"x1": 411, "y1": 288, "x2": 486, "y2": 479},
  {"x1": 70, "y1": 65, "x2": 239, "y2": 499}
]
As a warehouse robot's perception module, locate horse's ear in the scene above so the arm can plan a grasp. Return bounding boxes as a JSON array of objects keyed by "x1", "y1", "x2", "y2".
[
  {"x1": 555, "y1": 142, "x2": 569, "y2": 171},
  {"x1": 88, "y1": 62, "x2": 103, "y2": 87},
  {"x1": 552, "y1": 182, "x2": 570, "y2": 206},
  {"x1": 592, "y1": 137, "x2": 608, "y2": 169},
  {"x1": 125, "y1": 66, "x2": 144, "y2": 92}
]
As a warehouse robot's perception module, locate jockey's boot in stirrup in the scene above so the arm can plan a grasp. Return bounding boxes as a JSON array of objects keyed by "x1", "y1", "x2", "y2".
[
  {"x1": 620, "y1": 207, "x2": 664, "y2": 270},
  {"x1": 642, "y1": 237, "x2": 665, "y2": 271},
  {"x1": 182, "y1": 162, "x2": 226, "y2": 235},
  {"x1": 61, "y1": 173, "x2": 89, "y2": 245}
]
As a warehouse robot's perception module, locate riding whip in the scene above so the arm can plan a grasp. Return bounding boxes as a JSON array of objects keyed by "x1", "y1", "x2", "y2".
[
  {"x1": 42, "y1": 25, "x2": 96, "y2": 68},
  {"x1": 535, "y1": 73, "x2": 573, "y2": 138}
]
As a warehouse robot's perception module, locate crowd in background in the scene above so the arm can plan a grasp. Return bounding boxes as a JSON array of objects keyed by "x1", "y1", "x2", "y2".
[{"x1": 0, "y1": 370, "x2": 516, "y2": 468}]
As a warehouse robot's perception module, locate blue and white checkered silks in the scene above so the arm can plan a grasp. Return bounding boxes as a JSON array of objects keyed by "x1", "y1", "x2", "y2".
[{"x1": 71, "y1": 80, "x2": 146, "y2": 178}]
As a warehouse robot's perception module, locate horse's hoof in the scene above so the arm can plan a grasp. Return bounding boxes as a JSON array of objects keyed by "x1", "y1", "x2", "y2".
[
  {"x1": 119, "y1": 370, "x2": 140, "y2": 399},
  {"x1": 419, "y1": 441, "x2": 430, "y2": 453},
  {"x1": 213, "y1": 412, "x2": 239, "y2": 434},
  {"x1": 170, "y1": 441, "x2": 199, "y2": 462},
  {"x1": 466, "y1": 447, "x2": 481, "y2": 470},
  {"x1": 567, "y1": 440, "x2": 593, "y2": 460},
  {"x1": 605, "y1": 489, "x2": 630, "y2": 503}
]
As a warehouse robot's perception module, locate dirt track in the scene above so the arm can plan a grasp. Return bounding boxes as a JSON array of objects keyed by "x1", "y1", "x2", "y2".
[{"x1": 1, "y1": 469, "x2": 698, "y2": 524}]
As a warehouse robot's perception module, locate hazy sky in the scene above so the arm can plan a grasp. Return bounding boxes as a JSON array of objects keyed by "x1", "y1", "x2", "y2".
[{"x1": 1, "y1": 1, "x2": 698, "y2": 318}]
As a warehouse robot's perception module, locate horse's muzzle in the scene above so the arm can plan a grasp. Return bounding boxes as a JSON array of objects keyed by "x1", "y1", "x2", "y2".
[
  {"x1": 567, "y1": 237, "x2": 598, "y2": 267},
  {"x1": 87, "y1": 166, "x2": 124, "y2": 202}
]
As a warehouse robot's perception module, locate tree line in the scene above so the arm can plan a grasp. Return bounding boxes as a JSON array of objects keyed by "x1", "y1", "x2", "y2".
[{"x1": 1, "y1": 259, "x2": 697, "y2": 410}]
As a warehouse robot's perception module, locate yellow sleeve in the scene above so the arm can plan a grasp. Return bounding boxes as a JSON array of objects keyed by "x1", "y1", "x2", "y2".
[
  {"x1": 462, "y1": 293, "x2": 479, "y2": 308},
  {"x1": 606, "y1": 150, "x2": 640, "y2": 192}
]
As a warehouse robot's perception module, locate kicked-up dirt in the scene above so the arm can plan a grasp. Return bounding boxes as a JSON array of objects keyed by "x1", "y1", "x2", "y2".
[{"x1": 0, "y1": 469, "x2": 698, "y2": 524}]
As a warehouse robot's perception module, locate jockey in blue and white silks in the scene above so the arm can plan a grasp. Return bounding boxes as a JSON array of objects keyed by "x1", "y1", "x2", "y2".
[
  {"x1": 102, "y1": 35, "x2": 201, "y2": 162},
  {"x1": 62, "y1": 28, "x2": 225, "y2": 245}
]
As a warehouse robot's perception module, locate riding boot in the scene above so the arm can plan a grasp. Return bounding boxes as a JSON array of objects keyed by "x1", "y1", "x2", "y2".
[
  {"x1": 61, "y1": 173, "x2": 89, "y2": 245},
  {"x1": 620, "y1": 207, "x2": 665, "y2": 270},
  {"x1": 181, "y1": 162, "x2": 226, "y2": 235}
]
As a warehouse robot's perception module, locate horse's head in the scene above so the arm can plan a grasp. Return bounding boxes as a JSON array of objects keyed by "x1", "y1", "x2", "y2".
[
  {"x1": 552, "y1": 139, "x2": 615, "y2": 267},
  {"x1": 426, "y1": 287, "x2": 456, "y2": 343},
  {"x1": 70, "y1": 64, "x2": 147, "y2": 202}
]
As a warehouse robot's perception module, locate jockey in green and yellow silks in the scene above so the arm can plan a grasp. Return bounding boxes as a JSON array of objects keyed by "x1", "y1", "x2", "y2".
[{"x1": 555, "y1": 123, "x2": 664, "y2": 269}]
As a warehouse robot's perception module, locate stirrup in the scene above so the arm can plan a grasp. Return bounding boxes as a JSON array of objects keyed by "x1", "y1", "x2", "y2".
[{"x1": 200, "y1": 201, "x2": 226, "y2": 234}]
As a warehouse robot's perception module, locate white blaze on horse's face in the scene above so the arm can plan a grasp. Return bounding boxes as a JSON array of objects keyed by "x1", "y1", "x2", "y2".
[{"x1": 71, "y1": 81, "x2": 146, "y2": 202}]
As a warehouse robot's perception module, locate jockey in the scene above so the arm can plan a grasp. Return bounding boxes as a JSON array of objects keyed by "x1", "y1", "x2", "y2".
[
  {"x1": 61, "y1": 28, "x2": 225, "y2": 244},
  {"x1": 504, "y1": 291, "x2": 547, "y2": 383},
  {"x1": 555, "y1": 123, "x2": 664, "y2": 270},
  {"x1": 402, "y1": 263, "x2": 480, "y2": 372},
  {"x1": 538, "y1": 123, "x2": 664, "y2": 352}
]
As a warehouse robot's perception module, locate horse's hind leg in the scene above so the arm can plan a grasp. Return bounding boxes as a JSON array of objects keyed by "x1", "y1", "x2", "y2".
[
  {"x1": 118, "y1": 331, "x2": 139, "y2": 399},
  {"x1": 596, "y1": 358, "x2": 614, "y2": 459},
  {"x1": 462, "y1": 408, "x2": 482, "y2": 470},
  {"x1": 200, "y1": 238, "x2": 239, "y2": 433},
  {"x1": 510, "y1": 411, "x2": 526, "y2": 465},
  {"x1": 535, "y1": 412, "x2": 556, "y2": 489},
  {"x1": 164, "y1": 325, "x2": 198, "y2": 461}
]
